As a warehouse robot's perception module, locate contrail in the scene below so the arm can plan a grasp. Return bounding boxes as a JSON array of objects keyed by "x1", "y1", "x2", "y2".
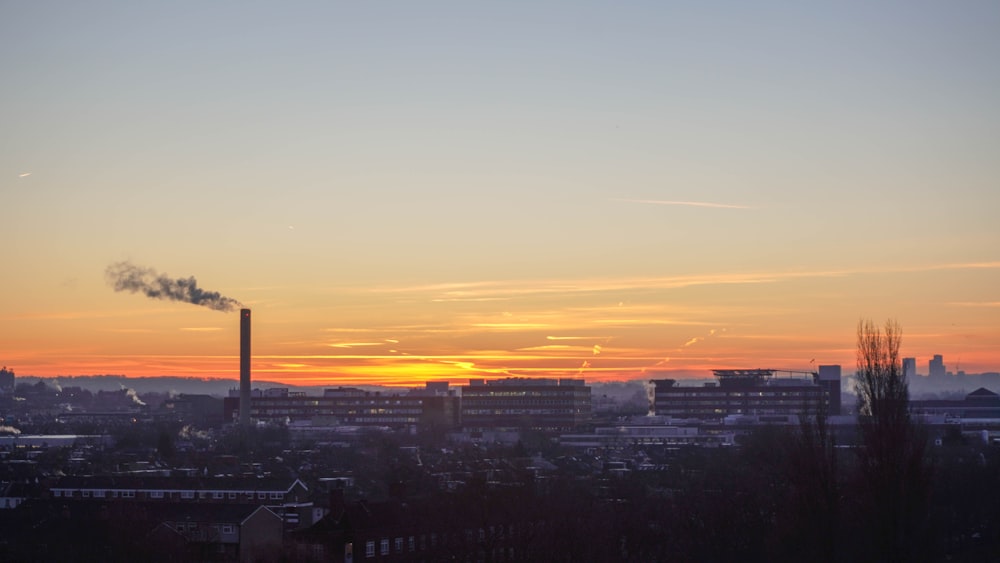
[
  {"x1": 611, "y1": 198, "x2": 755, "y2": 209},
  {"x1": 105, "y1": 261, "x2": 242, "y2": 312}
]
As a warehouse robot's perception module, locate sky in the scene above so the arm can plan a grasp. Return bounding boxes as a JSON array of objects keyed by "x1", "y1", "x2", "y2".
[{"x1": 2, "y1": 2, "x2": 998, "y2": 387}]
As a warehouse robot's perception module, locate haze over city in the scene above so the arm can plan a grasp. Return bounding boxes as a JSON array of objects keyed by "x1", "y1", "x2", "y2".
[{"x1": 3, "y1": 2, "x2": 998, "y2": 386}]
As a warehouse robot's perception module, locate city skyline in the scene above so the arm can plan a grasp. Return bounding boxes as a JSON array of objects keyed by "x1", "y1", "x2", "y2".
[{"x1": 2, "y1": 3, "x2": 999, "y2": 386}]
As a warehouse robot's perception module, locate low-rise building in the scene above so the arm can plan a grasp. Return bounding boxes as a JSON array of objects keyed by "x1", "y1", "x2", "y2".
[
  {"x1": 911, "y1": 387, "x2": 1000, "y2": 418},
  {"x1": 50, "y1": 475, "x2": 313, "y2": 529}
]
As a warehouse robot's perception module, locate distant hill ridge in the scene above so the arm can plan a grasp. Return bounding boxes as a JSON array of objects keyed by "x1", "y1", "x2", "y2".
[{"x1": 17, "y1": 375, "x2": 348, "y2": 397}]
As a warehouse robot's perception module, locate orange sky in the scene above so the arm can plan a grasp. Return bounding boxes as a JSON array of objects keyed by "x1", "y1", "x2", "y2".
[{"x1": 4, "y1": 261, "x2": 998, "y2": 387}]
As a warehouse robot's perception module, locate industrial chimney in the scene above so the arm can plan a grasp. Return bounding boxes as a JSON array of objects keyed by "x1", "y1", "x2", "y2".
[{"x1": 239, "y1": 308, "x2": 251, "y2": 426}]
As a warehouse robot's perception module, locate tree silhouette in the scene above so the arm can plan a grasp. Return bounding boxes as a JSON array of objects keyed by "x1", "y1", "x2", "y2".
[{"x1": 854, "y1": 319, "x2": 930, "y2": 562}]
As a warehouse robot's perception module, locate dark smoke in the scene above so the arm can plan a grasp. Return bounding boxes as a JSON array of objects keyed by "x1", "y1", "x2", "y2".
[{"x1": 105, "y1": 261, "x2": 242, "y2": 312}]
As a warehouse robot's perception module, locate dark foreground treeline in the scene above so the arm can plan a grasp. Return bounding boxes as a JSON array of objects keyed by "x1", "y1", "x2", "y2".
[
  {"x1": 424, "y1": 427, "x2": 999, "y2": 563},
  {"x1": 533, "y1": 427, "x2": 1000, "y2": 563},
  {"x1": 3, "y1": 426, "x2": 996, "y2": 562}
]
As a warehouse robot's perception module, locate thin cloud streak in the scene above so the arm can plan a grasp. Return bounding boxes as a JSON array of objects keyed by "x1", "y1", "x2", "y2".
[
  {"x1": 610, "y1": 198, "x2": 756, "y2": 209},
  {"x1": 948, "y1": 301, "x2": 1000, "y2": 307},
  {"x1": 0, "y1": 307, "x2": 181, "y2": 322},
  {"x1": 366, "y1": 261, "x2": 1000, "y2": 301}
]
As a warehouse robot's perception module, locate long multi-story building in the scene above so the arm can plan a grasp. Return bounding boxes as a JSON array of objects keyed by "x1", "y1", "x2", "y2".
[
  {"x1": 50, "y1": 475, "x2": 314, "y2": 529},
  {"x1": 459, "y1": 378, "x2": 591, "y2": 432},
  {"x1": 650, "y1": 368, "x2": 841, "y2": 420},
  {"x1": 223, "y1": 384, "x2": 460, "y2": 430}
]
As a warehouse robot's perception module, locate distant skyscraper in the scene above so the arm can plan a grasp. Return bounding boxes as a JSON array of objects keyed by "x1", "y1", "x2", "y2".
[
  {"x1": 929, "y1": 355, "x2": 945, "y2": 378},
  {"x1": 0, "y1": 366, "x2": 13, "y2": 393},
  {"x1": 903, "y1": 357, "x2": 917, "y2": 379}
]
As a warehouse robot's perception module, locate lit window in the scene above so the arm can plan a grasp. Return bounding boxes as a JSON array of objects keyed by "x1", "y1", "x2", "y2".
[{"x1": 221, "y1": 525, "x2": 234, "y2": 534}]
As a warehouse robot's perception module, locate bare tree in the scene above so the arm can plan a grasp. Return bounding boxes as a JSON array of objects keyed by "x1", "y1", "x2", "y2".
[
  {"x1": 856, "y1": 319, "x2": 907, "y2": 421},
  {"x1": 854, "y1": 319, "x2": 930, "y2": 562}
]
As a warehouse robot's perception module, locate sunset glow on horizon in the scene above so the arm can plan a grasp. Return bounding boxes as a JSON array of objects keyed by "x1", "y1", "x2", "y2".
[
  {"x1": 4, "y1": 259, "x2": 999, "y2": 387},
  {"x1": 2, "y1": 3, "x2": 998, "y2": 387}
]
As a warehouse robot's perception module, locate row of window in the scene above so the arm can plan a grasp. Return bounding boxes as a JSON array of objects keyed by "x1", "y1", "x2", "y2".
[
  {"x1": 254, "y1": 399, "x2": 426, "y2": 406},
  {"x1": 363, "y1": 525, "x2": 525, "y2": 557},
  {"x1": 658, "y1": 408, "x2": 820, "y2": 415},
  {"x1": 174, "y1": 522, "x2": 234, "y2": 535},
  {"x1": 659, "y1": 391, "x2": 823, "y2": 398},
  {"x1": 463, "y1": 409, "x2": 577, "y2": 415},
  {"x1": 255, "y1": 408, "x2": 423, "y2": 415},
  {"x1": 52, "y1": 490, "x2": 284, "y2": 500}
]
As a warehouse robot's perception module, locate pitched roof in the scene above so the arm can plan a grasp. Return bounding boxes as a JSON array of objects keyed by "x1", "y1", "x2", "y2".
[{"x1": 967, "y1": 387, "x2": 1000, "y2": 400}]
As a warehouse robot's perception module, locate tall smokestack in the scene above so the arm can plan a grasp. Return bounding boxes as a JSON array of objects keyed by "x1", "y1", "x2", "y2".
[{"x1": 239, "y1": 308, "x2": 251, "y2": 426}]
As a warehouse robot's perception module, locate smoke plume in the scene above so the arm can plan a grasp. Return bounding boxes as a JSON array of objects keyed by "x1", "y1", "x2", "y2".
[
  {"x1": 106, "y1": 261, "x2": 242, "y2": 312},
  {"x1": 120, "y1": 384, "x2": 147, "y2": 406}
]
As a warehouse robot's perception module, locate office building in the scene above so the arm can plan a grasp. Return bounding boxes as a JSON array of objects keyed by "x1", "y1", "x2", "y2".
[
  {"x1": 650, "y1": 368, "x2": 841, "y2": 420},
  {"x1": 223, "y1": 384, "x2": 460, "y2": 430},
  {"x1": 460, "y1": 378, "x2": 591, "y2": 431},
  {"x1": 903, "y1": 357, "x2": 917, "y2": 379}
]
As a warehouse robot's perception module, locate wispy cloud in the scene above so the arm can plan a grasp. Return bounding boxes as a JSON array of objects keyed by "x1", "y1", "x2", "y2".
[
  {"x1": 430, "y1": 297, "x2": 512, "y2": 303},
  {"x1": 610, "y1": 198, "x2": 755, "y2": 209},
  {"x1": 328, "y1": 342, "x2": 385, "y2": 348},
  {"x1": 18, "y1": 172, "x2": 32, "y2": 178},
  {"x1": 0, "y1": 307, "x2": 179, "y2": 322},
  {"x1": 948, "y1": 301, "x2": 1000, "y2": 307},
  {"x1": 366, "y1": 261, "x2": 1000, "y2": 302},
  {"x1": 472, "y1": 322, "x2": 551, "y2": 329}
]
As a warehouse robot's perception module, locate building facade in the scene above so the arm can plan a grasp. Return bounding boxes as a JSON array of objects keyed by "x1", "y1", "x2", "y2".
[
  {"x1": 459, "y1": 378, "x2": 591, "y2": 431},
  {"x1": 0, "y1": 366, "x2": 13, "y2": 393},
  {"x1": 50, "y1": 475, "x2": 313, "y2": 529},
  {"x1": 650, "y1": 368, "x2": 841, "y2": 420},
  {"x1": 223, "y1": 384, "x2": 460, "y2": 430}
]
